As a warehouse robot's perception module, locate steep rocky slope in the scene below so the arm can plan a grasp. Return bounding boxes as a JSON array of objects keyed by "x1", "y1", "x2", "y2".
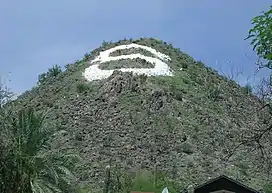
[{"x1": 9, "y1": 38, "x2": 272, "y2": 191}]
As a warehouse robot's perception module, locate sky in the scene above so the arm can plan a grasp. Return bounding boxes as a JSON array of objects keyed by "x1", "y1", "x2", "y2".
[{"x1": 0, "y1": 0, "x2": 271, "y2": 94}]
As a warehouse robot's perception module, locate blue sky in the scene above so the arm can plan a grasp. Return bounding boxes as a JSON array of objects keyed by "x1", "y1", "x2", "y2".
[{"x1": 0, "y1": 0, "x2": 271, "y2": 94}]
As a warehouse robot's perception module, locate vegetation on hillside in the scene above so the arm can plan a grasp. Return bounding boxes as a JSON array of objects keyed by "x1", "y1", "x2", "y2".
[
  {"x1": 1, "y1": 39, "x2": 271, "y2": 192},
  {"x1": 38, "y1": 65, "x2": 62, "y2": 85},
  {"x1": 99, "y1": 58, "x2": 154, "y2": 70}
]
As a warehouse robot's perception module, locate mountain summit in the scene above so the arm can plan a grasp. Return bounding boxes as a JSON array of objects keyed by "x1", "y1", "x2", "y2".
[{"x1": 12, "y1": 38, "x2": 271, "y2": 191}]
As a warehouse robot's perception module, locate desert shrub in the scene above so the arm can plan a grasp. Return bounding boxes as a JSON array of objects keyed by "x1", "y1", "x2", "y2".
[
  {"x1": 38, "y1": 64, "x2": 62, "y2": 84},
  {"x1": 42, "y1": 98, "x2": 54, "y2": 107},
  {"x1": 76, "y1": 83, "x2": 91, "y2": 93},
  {"x1": 208, "y1": 87, "x2": 221, "y2": 100},
  {"x1": 242, "y1": 84, "x2": 253, "y2": 94},
  {"x1": 264, "y1": 183, "x2": 272, "y2": 193}
]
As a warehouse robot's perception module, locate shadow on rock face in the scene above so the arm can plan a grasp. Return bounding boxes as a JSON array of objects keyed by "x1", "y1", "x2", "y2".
[{"x1": 99, "y1": 70, "x2": 145, "y2": 98}]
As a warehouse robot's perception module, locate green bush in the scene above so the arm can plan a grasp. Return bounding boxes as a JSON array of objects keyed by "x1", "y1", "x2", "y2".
[
  {"x1": 76, "y1": 83, "x2": 90, "y2": 93},
  {"x1": 264, "y1": 183, "x2": 272, "y2": 193},
  {"x1": 42, "y1": 98, "x2": 54, "y2": 107},
  {"x1": 38, "y1": 64, "x2": 62, "y2": 84},
  {"x1": 242, "y1": 84, "x2": 253, "y2": 94},
  {"x1": 208, "y1": 87, "x2": 221, "y2": 100},
  {"x1": 83, "y1": 53, "x2": 91, "y2": 62},
  {"x1": 102, "y1": 40, "x2": 112, "y2": 47}
]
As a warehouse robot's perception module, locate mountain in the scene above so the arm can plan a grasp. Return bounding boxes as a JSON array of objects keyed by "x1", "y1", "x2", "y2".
[{"x1": 9, "y1": 38, "x2": 272, "y2": 192}]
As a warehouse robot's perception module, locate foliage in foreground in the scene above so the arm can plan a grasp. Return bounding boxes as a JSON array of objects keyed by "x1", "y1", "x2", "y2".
[
  {"x1": 99, "y1": 165, "x2": 181, "y2": 193},
  {"x1": 0, "y1": 107, "x2": 81, "y2": 193},
  {"x1": 245, "y1": 6, "x2": 272, "y2": 78}
]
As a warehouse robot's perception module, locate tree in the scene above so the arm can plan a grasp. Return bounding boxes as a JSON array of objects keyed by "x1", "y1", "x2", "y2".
[
  {"x1": 38, "y1": 65, "x2": 62, "y2": 85},
  {"x1": 0, "y1": 107, "x2": 81, "y2": 193},
  {"x1": 254, "y1": 77, "x2": 272, "y2": 103},
  {"x1": 48, "y1": 65, "x2": 62, "y2": 77},
  {"x1": 234, "y1": 6, "x2": 272, "y2": 173},
  {"x1": 0, "y1": 79, "x2": 14, "y2": 108},
  {"x1": 245, "y1": 6, "x2": 272, "y2": 75}
]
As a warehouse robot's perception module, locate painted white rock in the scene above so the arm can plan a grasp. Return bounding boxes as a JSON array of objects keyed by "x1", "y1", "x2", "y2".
[{"x1": 83, "y1": 43, "x2": 173, "y2": 81}]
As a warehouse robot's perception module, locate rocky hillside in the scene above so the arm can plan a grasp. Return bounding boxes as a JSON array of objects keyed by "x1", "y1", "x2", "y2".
[{"x1": 9, "y1": 38, "x2": 272, "y2": 191}]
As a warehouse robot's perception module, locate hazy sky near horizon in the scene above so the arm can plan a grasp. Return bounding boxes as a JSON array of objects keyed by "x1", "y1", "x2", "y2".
[{"x1": 0, "y1": 0, "x2": 271, "y2": 94}]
